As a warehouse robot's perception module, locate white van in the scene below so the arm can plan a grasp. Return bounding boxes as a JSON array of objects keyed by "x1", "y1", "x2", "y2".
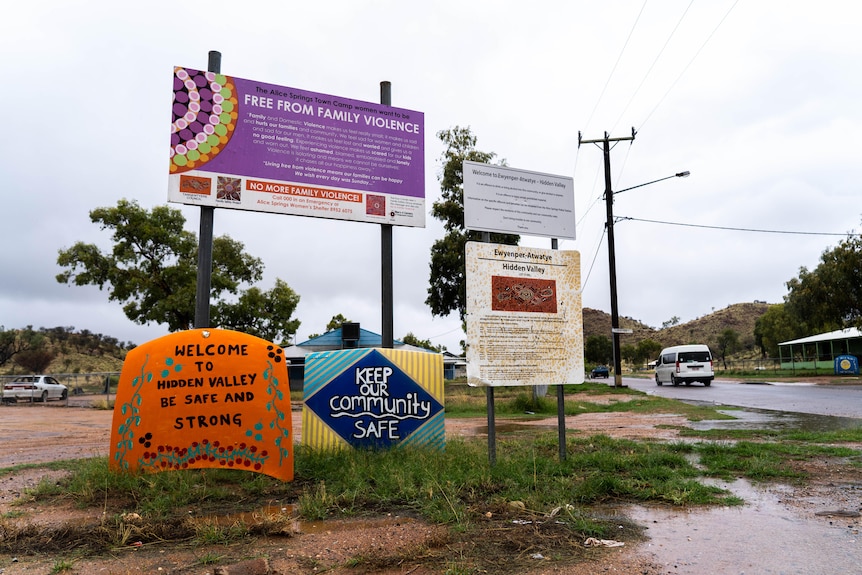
[{"x1": 655, "y1": 344, "x2": 714, "y2": 386}]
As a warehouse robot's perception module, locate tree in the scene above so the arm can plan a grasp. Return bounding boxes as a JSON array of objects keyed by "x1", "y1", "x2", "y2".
[
  {"x1": 0, "y1": 326, "x2": 41, "y2": 368},
  {"x1": 754, "y1": 303, "x2": 801, "y2": 358},
  {"x1": 56, "y1": 200, "x2": 301, "y2": 341},
  {"x1": 307, "y1": 314, "x2": 352, "y2": 340},
  {"x1": 215, "y1": 279, "x2": 301, "y2": 345},
  {"x1": 426, "y1": 127, "x2": 519, "y2": 322},
  {"x1": 325, "y1": 314, "x2": 351, "y2": 332},
  {"x1": 784, "y1": 234, "x2": 862, "y2": 333},
  {"x1": 585, "y1": 335, "x2": 613, "y2": 365},
  {"x1": 14, "y1": 348, "x2": 55, "y2": 373},
  {"x1": 401, "y1": 332, "x2": 444, "y2": 352},
  {"x1": 636, "y1": 339, "x2": 663, "y2": 365},
  {"x1": 621, "y1": 344, "x2": 638, "y2": 366},
  {"x1": 661, "y1": 316, "x2": 680, "y2": 329},
  {"x1": 715, "y1": 328, "x2": 740, "y2": 369}
]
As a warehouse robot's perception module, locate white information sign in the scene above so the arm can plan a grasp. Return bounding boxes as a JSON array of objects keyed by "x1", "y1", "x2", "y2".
[
  {"x1": 463, "y1": 162, "x2": 575, "y2": 239},
  {"x1": 465, "y1": 242, "x2": 584, "y2": 387}
]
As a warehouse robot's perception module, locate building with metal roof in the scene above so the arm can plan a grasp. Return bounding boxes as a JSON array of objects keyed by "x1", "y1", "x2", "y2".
[
  {"x1": 778, "y1": 328, "x2": 862, "y2": 370},
  {"x1": 281, "y1": 323, "x2": 462, "y2": 390}
]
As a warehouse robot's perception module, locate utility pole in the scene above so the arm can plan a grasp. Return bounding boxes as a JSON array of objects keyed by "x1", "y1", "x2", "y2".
[{"x1": 578, "y1": 128, "x2": 636, "y2": 387}]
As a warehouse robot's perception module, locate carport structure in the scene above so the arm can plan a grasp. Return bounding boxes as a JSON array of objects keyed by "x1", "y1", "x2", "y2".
[{"x1": 778, "y1": 327, "x2": 862, "y2": 370}]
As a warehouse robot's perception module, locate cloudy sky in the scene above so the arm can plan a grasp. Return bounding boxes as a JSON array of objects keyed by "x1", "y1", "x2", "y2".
[{"x1": 2, "y1": 1, "x2": 859, "y2": 352}]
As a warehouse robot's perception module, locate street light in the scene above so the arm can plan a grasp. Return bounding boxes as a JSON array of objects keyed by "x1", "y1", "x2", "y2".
[
  {"x1": 605, "y1": 170, "x2": 689, "y2": 387},
  {"x1": 615, "y1": 172, "x2": 690, "y2": 195}
]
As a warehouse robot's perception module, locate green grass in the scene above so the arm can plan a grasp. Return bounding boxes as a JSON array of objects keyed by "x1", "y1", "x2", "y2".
[
  {"x1": 673, "y1": 426, "x2": 862, "y2": 444},
  {"x1": 50, "y1": 559, "x2": 75, "y2": 573},
  {"x1": 697, "y1": 440, "x2": 858, "y2": 481},
  {"x1": 196, "y1": 552, "x2": 225, "y2": 566},
  {"x1": 1, "y1": 460, "x2": 76, "y2": 474},
  {"x1": 47, "y1": 458, "x2": 293, "y2": 519},
  {"x1": 192, "y1": 521, "x2": 250, "y2": 545},
  {"x1": 294, "y1": 433, "x2": 742, "y2": 530},
  {"x1": 445, "y1": 381, "x2": 736, "y2": 422},
  {"x1": 5, "y1": 431, "x2": 748, "y2": 553}
]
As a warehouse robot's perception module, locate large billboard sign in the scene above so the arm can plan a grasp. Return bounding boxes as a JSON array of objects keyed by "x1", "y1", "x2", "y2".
[
  {"x1": 465, "y1": 242, "x2": 584, "y2": 387},
  {"x1": 168, "y1": 67, "x2": 425, "y2": 227},
  {"x1": 463, "y1": 161, "x2": 575, "y2": 239}
]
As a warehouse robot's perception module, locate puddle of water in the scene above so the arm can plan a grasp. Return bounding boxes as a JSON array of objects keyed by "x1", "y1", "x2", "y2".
[
  {"x1": 623, "y1": 478, "x2": 862, "y2": 574},
  {"x1": 477, "y1": 422, "x2": 558, "y2": 435},
  {"x1": 689, "y1": 408, "x2": 862, "y2": 432}
]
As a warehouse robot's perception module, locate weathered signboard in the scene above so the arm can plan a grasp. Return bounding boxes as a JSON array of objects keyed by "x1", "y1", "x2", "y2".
[
  {"x1": 465, "y1": 242, "x2": 584, "y2": 387},
  {"x1": 110, "y1": 328, "x2": 294, "y2": 481}
]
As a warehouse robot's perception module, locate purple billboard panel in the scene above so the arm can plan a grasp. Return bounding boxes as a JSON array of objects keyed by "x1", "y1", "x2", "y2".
[{"x1": 168, "y1": 67, "x2": 425, "y2": 227}]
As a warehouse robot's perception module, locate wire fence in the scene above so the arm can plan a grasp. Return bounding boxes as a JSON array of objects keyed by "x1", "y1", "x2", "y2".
[
  {"x1": 632, "y1": 357, "x2": 852, "y2": 377},
  {"x1": 712, "y1": 358, "x2": 847, "y2": 376},
  {"x1": 0, "y1": 372, "x2": 121, "y2": 396}
]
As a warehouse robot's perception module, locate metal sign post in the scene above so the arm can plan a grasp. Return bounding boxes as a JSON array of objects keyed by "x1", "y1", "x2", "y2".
[{"x1": 193, "y1": 50, "x2": 221, "y2": 329}]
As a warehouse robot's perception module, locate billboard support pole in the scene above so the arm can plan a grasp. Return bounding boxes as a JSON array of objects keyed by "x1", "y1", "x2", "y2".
[
  {"x1": 194, "y1": 50, "x2": 221, "y2": 329},
  {"x1": 552, "y1": 237, "x2": 566, "y2": 461},
  {"x1": 480, "y1": 230, "x2": 496, "y2": 466},
  {"x1": 380, "y1": 81, "x2": 394, "y2": 349}
]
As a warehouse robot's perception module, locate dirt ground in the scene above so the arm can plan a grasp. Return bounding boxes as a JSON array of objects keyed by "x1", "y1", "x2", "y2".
[{"x1": 0, "y1": 396, "x2": 858, "y2": 575}]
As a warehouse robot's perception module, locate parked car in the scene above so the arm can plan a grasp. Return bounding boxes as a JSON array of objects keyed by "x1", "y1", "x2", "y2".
[
  {"x1": 654, "y1": 344, "x2": 714, "y2": 386},
  {"x1": 2, "y1": 375, "x2": 68, "y2": 403},
  {"x1": 590, "y1": 365, "x2": 610, "y2": 379}
]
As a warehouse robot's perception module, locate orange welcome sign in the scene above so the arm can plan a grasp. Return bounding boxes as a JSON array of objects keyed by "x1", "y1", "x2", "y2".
[{"x1": 110, "y1": 328, "x2": 294, "y2": 481}]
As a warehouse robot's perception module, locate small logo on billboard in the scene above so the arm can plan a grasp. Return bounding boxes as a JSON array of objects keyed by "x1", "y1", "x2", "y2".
[
  {"x1": 492, "y1": 276, "x2": 557, "y2": 313},
  {"x1": 179, "y1": 175, "x2": 212, "y2": 195},
  {"x1": 366, "y1": 194, "x2": 386, "y2": 216},
  {"x1": 217, "y1": 177, "x2": 242, "y2": 202}
]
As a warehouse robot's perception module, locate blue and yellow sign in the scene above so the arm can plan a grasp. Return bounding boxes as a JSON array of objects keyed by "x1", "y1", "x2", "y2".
[
  {"x1": 302, "y1": 348, "x2": 444, "y2": 450},
  {"x1": 835, "y1": 354, "x2": 859, "y2": 375}
]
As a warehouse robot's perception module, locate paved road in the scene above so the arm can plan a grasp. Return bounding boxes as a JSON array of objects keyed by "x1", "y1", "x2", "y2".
[{"x1": 618, "y1": 376, "x2": 862, "y2": 419}]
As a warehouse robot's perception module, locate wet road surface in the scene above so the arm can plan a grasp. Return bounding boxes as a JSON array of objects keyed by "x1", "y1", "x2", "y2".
[{"x1": 623, "y1": 376, "x2": 862, "y2": 419}]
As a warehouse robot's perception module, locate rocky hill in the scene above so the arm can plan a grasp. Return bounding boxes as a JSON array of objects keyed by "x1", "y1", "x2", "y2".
[
  {"x1": 0, "y1": 327, "x2": 128, "y2": 376},
  {"x1": 2, "y1": 302, "x2": 772, "y2": 375},
  {"x1": 583, "y1": 302, "x2": 771, "y2": 356}
]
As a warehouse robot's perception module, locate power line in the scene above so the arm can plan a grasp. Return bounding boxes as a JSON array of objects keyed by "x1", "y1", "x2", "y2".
[
  {"x1": 612, "y1": 0, "x2": 695, "y2": 133},
  {"x1": 581, "y1": 226, "x2": 607, "y2": 292},
  {"x1": 576, "y1": 168, "x2": 604, "y2": 227},
  {"x1": 428, "y1": 326, "x2": 463, "y2": 341},
  {"x1": 639, "y1": 0, "x2": 741, "y2": 130},
  {"x1": 618, "y1": 216, "x2": 858, "y2": 237},
  {"x1": 583, "y1": 0, "x2": 648, "y2": 133}
]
